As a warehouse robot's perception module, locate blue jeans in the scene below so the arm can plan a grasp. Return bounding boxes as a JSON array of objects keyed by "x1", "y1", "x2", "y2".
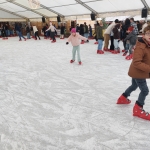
[
  {"x1": 16, "y1": 31, "x2": 25, "y2": 39},
  {"x1": 89, "y1": 31, "x2": 92, "y2": 37},
  {"x1": 10, "y1": 30, "x2": 13, "y2": 36},
  {"x1": 98, "y1": 39, "x2": 103, "y2": 50},
  {"x1": 114, "y1": 39, "x2": 119, "y2": 50},
  {"x1": 125, "y1": 43, "x2": 134, "y2": 54},
  {"x1": 27, "y1": 33, "x2": 30, "y2": 39},
  {"x1": 125, "y1": 43, "x2": 130, "y2": 51},
  {"x1": 84, "y1": 33, "x2": 88, "y2": 38},
  {"x1": 46, "y1": 31, "x2": 50, "y2": 38},
  {"x1": 124, "y1": 78, "x2": 149, "y2": 106},
  {"x1": 5, "y1": 30, "x2": 10, "y2": 36}
]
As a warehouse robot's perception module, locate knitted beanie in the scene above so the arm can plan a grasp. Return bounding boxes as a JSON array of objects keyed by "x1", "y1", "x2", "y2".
[
  {"x1": 128, "y1": 26, "x2": 134, "y2": 32},
  {"x1": 71, "y1": 28, "x2": 76, "y2": 33}
]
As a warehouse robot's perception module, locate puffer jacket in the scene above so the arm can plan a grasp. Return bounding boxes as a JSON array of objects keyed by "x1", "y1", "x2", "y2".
[
  {"x1": 124, "y1": 31, "x2": 137, "y2": 45},
  {"x1": 96, "y1": 25, "x2": 103, "y2": 40}
]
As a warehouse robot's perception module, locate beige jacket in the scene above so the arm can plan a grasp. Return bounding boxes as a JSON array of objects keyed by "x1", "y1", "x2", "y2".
[{"x1": 104, "y1": 22, "x2": 116, "y2": 35}]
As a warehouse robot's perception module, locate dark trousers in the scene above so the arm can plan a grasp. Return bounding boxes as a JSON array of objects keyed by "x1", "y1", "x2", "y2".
[
  {"x1": 35, "y1": 31, "x2": 40, "y2": 40},
  {"x1": 123, "y1": 40, "x2": 126, "y2": 50},
  {"x1": 2, "y1": 29, "x2": 7, "y2": 37},
  {"x1": 124, "y1": 78, "x2": 149, "y2": 106},
  {"x1": 110, "y1": 36, "x2": 114, "y2": 50},
  {"x1": 51, "y1": 32, "x2": 55, "y2": 41},
  {"x1": 95, "y1": 35, "x2": 98, "y2": 41}
]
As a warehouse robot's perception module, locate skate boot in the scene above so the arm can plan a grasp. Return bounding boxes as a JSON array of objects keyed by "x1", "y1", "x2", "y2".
[
  {"x1": 79, "y1": 61, "x2": 82, "y2": 65},
  {"x1": 125, "y1": 54, "x2": 133, "y2": 60},
  {"x1": 51, "y1": 40, "x2": 56, "y2": 43},
  {"x1": 117, "y1": 47, "x2": 120, "y2": 53},
  {"x1": 81, "y1": 40, "x2": 84, "y2": 44},
  {"x1": 122, "y1": 49, "x2": 125, "y2": 52},
  {"x1": 94, "y1": 41, "x2": 98, "y2": 44},
  {"x1": 70, "y1": 60, "x2": 75, "y2": 63},
  {"x1": 103, "y1": 48, "x2": 109, "y2": 51},
  {"x1": 112, "y1": 50, "x2": 118, "y2": 54},
  {"x1": 133, "y1": 103, "x2": 150, "y2": 120},
  {"x1": 123, "y1": 51, "x2": 128, "y2": 56},
  {"x1": 98, "y1": 50, "x2": 104, "y2": 54},
  {"x1": 117, "y1": 94, "x2": 131, "y2": 104}
]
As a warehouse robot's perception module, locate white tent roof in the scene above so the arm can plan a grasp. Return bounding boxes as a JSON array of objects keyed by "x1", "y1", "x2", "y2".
[
  {"x1": 134, "y1": 15, "x2": 150, "y2": 21},
  {"x1": 0, "y1": 0, "x2": 149, "y2": 19}
]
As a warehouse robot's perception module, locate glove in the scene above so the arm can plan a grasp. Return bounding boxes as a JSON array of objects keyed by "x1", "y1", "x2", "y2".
[{"x1": 66, "y1": 42, "x2": 69, "y2": 45}]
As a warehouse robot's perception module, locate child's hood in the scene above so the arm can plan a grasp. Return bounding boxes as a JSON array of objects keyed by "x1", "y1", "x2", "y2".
[
  {"x1": 138, "y1": 37, "x2": 150, "y2": 48},
  {"x1": 130, "y1": 30, "x2": 136, "y2": 35}
]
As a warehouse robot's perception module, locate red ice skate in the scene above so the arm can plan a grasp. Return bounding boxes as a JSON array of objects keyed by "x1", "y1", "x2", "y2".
[
  {"x1": 70, "y1": 60, "x2": 75, "y2": 63},
  {"x1": 103, "y1": 48, "x2": 109, "y2": 51},
  {"x1": 125, "y1": 54, "x2": 133, "y2": 60},
  {"x1": 79, "y1": 61, "x2": 82, "y2": 65},
  {"x1": 123, "y1": 51, "x2": 127, "y2": 56},
  {"x1": 133, "y1": 103, "x2": 150, "y2": 120},
  {"x1": 116, "y1": 94, "x2": 131, "y2": 104},
  {"x1": 81, "y1": 40, "x2": 84, "y2": 44},
  {"x1": 98, "y1": 50, "x2": 104, "y2": 54},
  {"x1": 111, "y1": 51, "x2": 118, "y2": 54},
  {"x1": 51, "y1": 40, "x2": 56, "y2": 43},
  {"x1": 117, "y1": 49, "x2": 120, "y2": 53}
]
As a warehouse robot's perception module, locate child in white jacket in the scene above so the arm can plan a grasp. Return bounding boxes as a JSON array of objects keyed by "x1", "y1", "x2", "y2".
[
  {"x1": 46, "y1": 22, "x2": 57, "y2": 43},
  {"x1": 33, "y1": 26, "x2": 40, "y2": 40},
  {"x1": 66, "y1": 28, "x2": 87, "y2": 65}
]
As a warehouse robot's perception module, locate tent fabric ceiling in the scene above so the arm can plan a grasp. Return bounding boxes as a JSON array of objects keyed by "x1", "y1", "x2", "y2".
[{"x1": 0, "y1": 0, "x2": 149, "y2": 19}]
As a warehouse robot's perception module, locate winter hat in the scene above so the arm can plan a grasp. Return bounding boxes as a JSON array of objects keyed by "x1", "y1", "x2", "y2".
[
  {"x1": 71, "y1": 28, "x2": 76, "y2": 33},
  {"x1": 115, "y1": 19, "x2": 119, "y2": 23},
  {"x1": 128, "y1": 26, "x2": 134, "y2": 32}
]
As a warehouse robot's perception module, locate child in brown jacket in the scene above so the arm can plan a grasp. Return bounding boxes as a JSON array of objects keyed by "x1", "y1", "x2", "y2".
[{"x1": 116, "y1": 25, "x2": 150, "y2": 121}]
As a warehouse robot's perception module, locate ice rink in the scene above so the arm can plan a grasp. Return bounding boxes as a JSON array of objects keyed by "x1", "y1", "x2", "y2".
[{"x1": 0, "y1": 37, "x2": 150, "y2": 150}]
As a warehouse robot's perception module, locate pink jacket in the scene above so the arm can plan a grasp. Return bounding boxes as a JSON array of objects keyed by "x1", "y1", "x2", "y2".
[{"x1": 67, "y1": 33, "x2": 87, "y2": 46}]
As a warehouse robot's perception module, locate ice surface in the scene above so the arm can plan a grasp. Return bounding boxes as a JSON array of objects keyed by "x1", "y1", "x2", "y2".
[{"x1": 0, "y1": 37, "x2": 150, "y2": 150}]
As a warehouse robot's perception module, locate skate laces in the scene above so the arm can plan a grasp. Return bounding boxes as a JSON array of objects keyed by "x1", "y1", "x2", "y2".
[{"x1": 140, "y1": 108, "x2": 149, "y2": 116}]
